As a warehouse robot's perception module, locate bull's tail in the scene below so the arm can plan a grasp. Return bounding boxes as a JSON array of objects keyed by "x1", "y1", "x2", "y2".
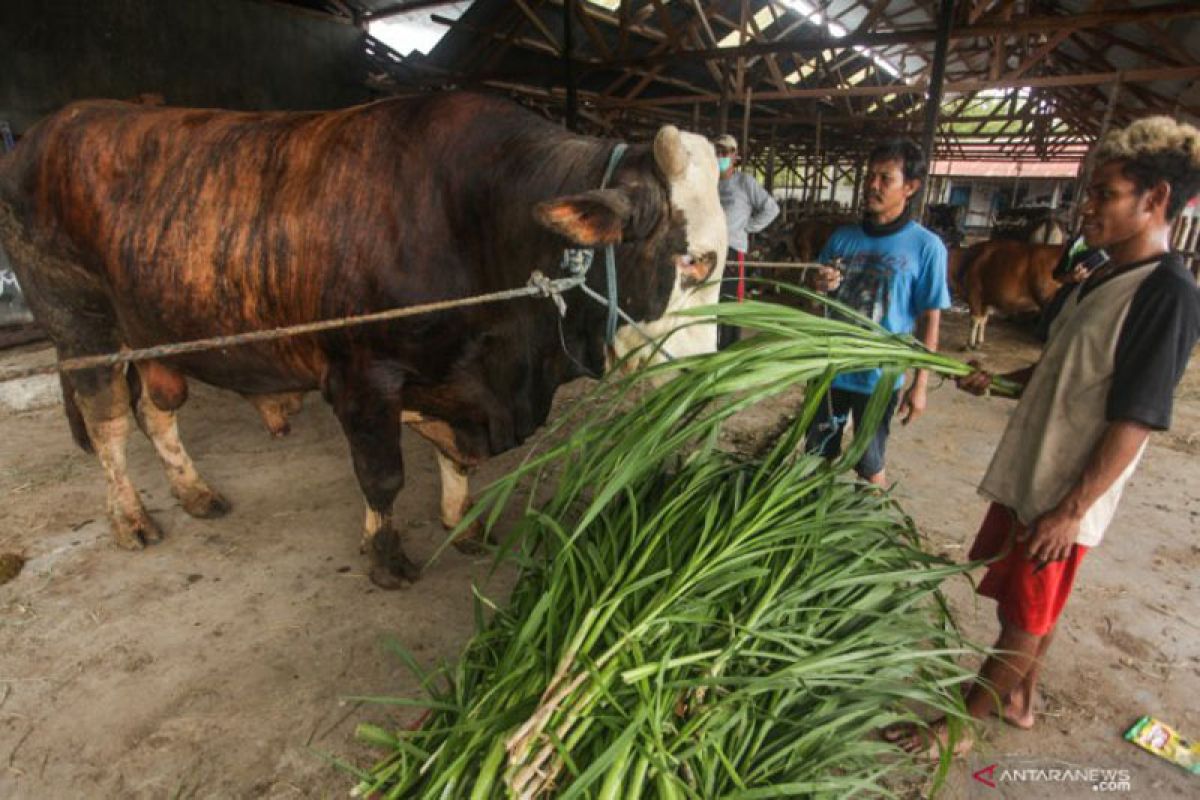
[{"x1": 60, "y1": 373, "x2": 93, "y2": 453}]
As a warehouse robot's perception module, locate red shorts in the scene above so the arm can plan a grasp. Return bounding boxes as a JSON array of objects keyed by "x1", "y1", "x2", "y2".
[{"x1": 969, "y1": 502, "x2": 1088, "y2": 636}]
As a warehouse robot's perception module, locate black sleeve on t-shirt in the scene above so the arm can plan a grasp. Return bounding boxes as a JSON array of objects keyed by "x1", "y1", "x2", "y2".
[{"x1": 1107, "y1": 255, "x2": 1200, "y2": 430}]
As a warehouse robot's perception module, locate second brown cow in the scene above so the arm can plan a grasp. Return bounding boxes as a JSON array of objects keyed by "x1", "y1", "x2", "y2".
[{"x1": 952, "y1": 240, "x2": 1064, "y2": 348}]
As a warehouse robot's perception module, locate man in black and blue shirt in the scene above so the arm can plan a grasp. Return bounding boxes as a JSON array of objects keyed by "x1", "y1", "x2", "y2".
[{"x1": 806, "y1": 139, "x2": 951, "y2": 486}]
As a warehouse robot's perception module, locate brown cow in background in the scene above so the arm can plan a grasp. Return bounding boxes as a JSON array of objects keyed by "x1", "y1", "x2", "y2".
[
  {"x1": 789, "y1": 214, "x2": 858, "y2": 262},
  {"x1": 951, "y1": 240, "x2": 1064, "y2": 348}
]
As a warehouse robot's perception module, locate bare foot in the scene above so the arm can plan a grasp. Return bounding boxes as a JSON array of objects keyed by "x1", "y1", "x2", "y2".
[
  {"x1": 883, "y1": 718, "x2": 974, "y2": 760},
  {"x1": 996, "y1": 687, "x2": 1036, "y2": 730}
]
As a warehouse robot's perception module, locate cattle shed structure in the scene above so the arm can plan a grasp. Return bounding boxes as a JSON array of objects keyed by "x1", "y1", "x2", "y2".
[
  {"x1": 296, "y1": 0, "x2": 1200, "y2": 261},
  {"x1": 3, "y1": 2, "x2": 1199, "y2": 227},
  {"x1": 7, "y1": 2, "x2": 1200, "y2": 174}
]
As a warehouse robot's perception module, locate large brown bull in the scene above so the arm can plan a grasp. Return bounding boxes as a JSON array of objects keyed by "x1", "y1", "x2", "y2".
[{"x1": 0, "y1": 93, "x2": 726, "y2": 587}]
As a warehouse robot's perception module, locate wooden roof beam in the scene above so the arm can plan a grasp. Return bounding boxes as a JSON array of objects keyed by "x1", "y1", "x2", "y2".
[
  {"x1": 576, "y1": 4, "x2": 613, "y2": 60},
  {"x1": 593, "y1": 65, "x2": 1200, "y2": 108},
  {"x1": 687, "y1": 0, "x2": 733, "y2": 91},
  {"x1": 744, "y1": 4, "x2": 794, "y2": 95},
  {"x1": 1083, "y1": 25, "x2": 1191, "y2": 69},
  {"x1": 544, "y1": 0, "x2": 668, "y2": 43},
  {"x1": 592, "y1": 3, "x2": 1200, "y2": 71},
  {"x1": 1006, "y1": 29, "x2": 1073, "y2": 81},
  {"x1": 511, "y1": 1, "x2": 562, "y2": 50},
  {"x1": 853, "y1": 0, "x2": 895, "y2": 36},
  {"x1": 422, "y1": 9, "x2": 713, "y2": 101},
  {"x1": 741, "y1": 108, "x2": 1080, "y2": 127},
  {"x1": 366, "y1": 0, "x2": 469, "y2": 21},
  {"x1": 1060, "y1": 38, "x2": 1177, "y2": 113}
]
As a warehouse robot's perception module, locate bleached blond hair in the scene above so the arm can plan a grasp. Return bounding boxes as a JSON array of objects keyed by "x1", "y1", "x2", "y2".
[{"x1": 1093, "y1": 116, "x2": 1200, "y2": 219}]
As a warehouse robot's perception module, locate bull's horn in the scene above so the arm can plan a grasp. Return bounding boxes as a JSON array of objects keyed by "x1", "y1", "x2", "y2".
[{"x1": 653, "y1": 125, "x2": 689, "y2": 180}]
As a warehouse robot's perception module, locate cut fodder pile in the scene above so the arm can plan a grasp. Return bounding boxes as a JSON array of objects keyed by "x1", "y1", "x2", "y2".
[{"x1": 351, "y1": 294, "x2": 1001, "y2": 798}]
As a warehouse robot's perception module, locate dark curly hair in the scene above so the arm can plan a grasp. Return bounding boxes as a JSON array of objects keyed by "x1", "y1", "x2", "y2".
[
  {"x1": 1094, "y1": 116, "x2": 1200, "y2": 220},
  {"x1": 867, "y1": 138, "x2": 927, "y2": 183}
]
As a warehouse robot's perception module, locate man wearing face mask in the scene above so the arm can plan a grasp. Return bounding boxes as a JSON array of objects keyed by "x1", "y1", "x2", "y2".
[
  {"x1": 805, "y1": 138, "x2": 950, "y2": 487},
  {"x1": 714, "y1": 134, "x2": 779, "y2": 349}
]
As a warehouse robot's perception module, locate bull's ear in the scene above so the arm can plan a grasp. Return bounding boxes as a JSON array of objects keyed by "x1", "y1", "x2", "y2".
[
  {"x1": 535, "y1": 189, "x2": 631, "y2": 247},
  {"x1": 653, "y1": 125, "x2": 689, "y2": 180}
]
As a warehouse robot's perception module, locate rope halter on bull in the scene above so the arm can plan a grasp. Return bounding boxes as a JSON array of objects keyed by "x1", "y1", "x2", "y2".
[{"x1": 556, "y1": 142, "x2": 678, "y2": 362}]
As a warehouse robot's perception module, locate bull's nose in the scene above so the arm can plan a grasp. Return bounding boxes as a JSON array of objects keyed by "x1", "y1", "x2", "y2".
[{"x1": 677, "y1": 251, "x2": 717, "y2": 286}]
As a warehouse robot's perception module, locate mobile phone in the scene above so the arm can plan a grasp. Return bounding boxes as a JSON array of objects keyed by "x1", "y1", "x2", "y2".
[
  {"x1": 1053, "y1": 245, "x2": 1109, "y2": 280},
  {"x1": 1075, "y1": 248, "x2": 1109, "y2": 275}
]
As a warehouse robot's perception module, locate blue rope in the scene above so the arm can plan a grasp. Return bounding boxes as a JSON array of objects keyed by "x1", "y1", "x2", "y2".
[
  {"x1": 813, "y1": 411, "x2": 850, "y2": 456},
  {"x1": 600, "y1": 143, "x2": 627, "y2": 344},
  {"x1": 604, "y1": 240, "x2": 619, "y2": 343}
]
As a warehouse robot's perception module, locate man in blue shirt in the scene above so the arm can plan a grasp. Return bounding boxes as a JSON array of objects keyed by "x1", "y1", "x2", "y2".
[{"x1": 806, "y1": 139, "x2": 951, "y2": 486}]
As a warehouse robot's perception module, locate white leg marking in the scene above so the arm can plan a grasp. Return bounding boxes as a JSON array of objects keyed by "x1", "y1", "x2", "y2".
[
  {"x1": 77, "y1": 375, "x2": 161, "y2": 549},
  {"x1": 363, "y1": 506, "x2": 391, "y2": 553},
  {"x1": 436, "y1": 451, "x2": 472, "y2": 530},
  {"x1": 135, "y1": 398, "x2": 229, "y2": 518}
]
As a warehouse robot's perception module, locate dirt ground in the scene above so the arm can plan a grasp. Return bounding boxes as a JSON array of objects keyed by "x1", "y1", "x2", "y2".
[{"x1": 0, "y1": 309, "x2": 1196, "y2": 799}]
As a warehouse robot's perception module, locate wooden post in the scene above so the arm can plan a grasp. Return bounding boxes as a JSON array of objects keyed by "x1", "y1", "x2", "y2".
[
  {"x1": 917, "y1": 0, "x2": 956, "y2": 215},
  {"x1": 740, "y1": 87, "x2": 753, "y2": 160},
  {"x1": 801, "y1": 153, "x2": 811, "y2": 205},
  {"x1": 564, "y1": 0, "x2": 578, "y2": 131},
  {"x1": 736, "y1": 0, "x2": 748, "y2": 97},
  {"x1": 1172, "y1": 212, "x2": 1200, "y2": 279},
  {"x1": 812, "y1": 111, "x2": 824, "y2": 204},
  {"x1": 718, "y1": 77, "x2": 730, "y2": 134},
  {"x1": 765, "y1": 125, "x2": 777, "y2": 194},
  {"x1": 852, "y1": 159, "x2": 864, "y2": 213},
  {"x1": 1069, "y1": 75, "x2": 1123, "y2": 231}
]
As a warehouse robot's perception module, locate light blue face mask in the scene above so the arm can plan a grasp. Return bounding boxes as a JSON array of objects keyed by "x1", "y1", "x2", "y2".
[{"x1": 717, "y1": 156, "x2": 732, "y2": 172}]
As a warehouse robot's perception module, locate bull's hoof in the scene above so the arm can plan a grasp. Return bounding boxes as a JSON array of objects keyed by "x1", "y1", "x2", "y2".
[
  {"x1": 369, "y1": 528, "x2": 422, "y2": 590},
  {"x1": 179, "y1": 488, "x2": 232, "y2": 519},
  {"x1": 452, "y1": 537, "x2": 487, "y2": 556},
  {"x1": 369, "y1": 564, "x2": 417, "y2": 590},
  {"x1": 112, "y1": 514, "x2": 164, "y2": 550},
  {"x1": 450, "y1": 519, "x2": 488, "y2": 555}
]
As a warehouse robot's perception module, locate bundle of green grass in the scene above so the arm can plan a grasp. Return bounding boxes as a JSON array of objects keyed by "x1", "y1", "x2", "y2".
[{"x1": 351, "y1": 294, "x2": 1004, "y2": 798}]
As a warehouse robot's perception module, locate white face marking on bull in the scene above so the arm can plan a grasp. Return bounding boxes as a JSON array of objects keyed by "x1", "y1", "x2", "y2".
[{"x1": 609, "y1": 127, "x2": 727, "y2": 370}]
